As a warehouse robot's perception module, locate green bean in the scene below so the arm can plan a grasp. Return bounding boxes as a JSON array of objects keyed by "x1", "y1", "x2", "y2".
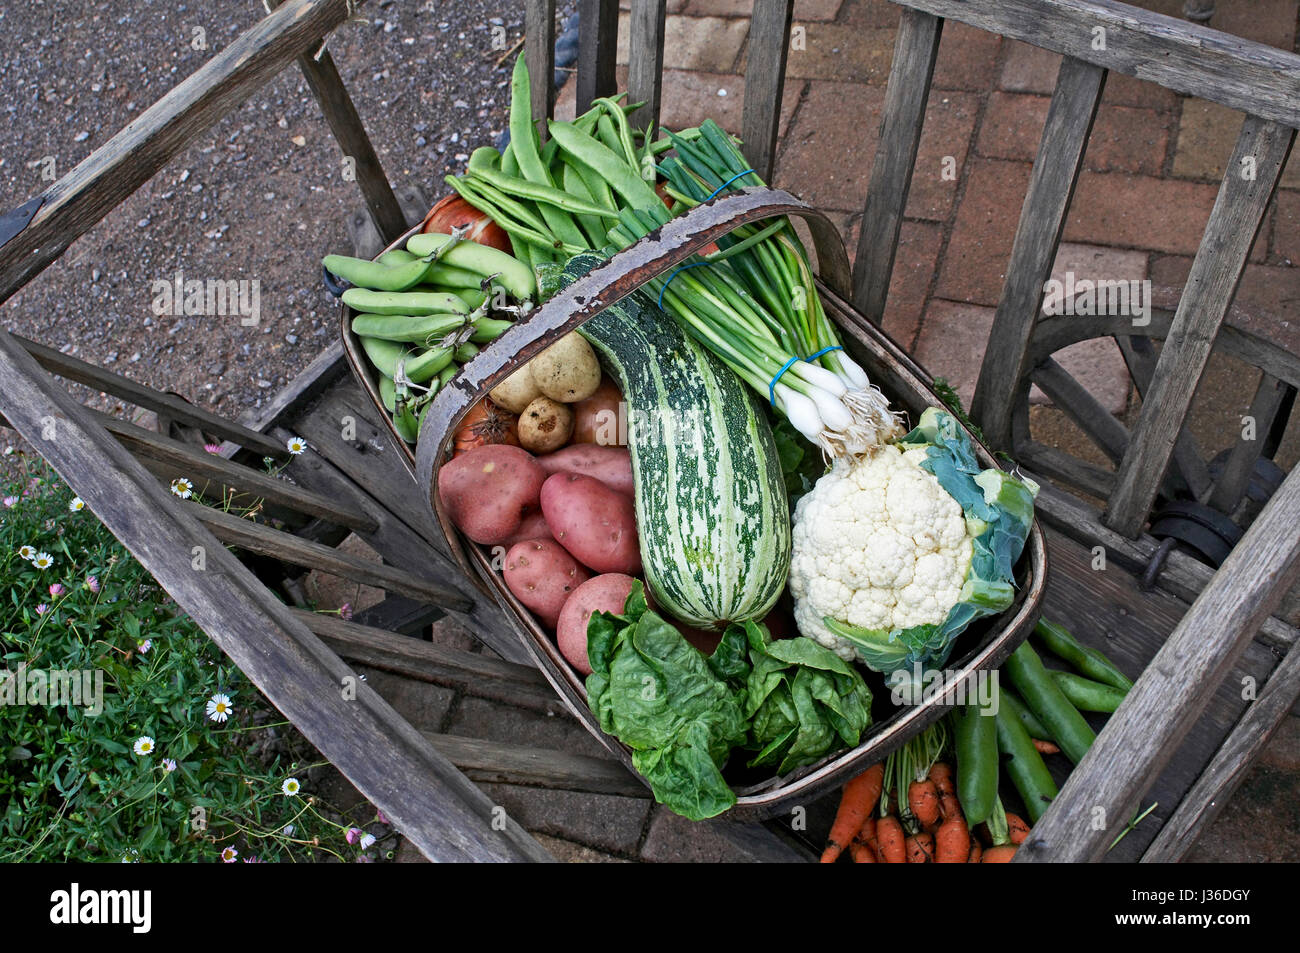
[
  {"x1": 508, "y1": 55, "x2": 588, "y2": 252},
  {"x1": 416, "y1": 261, "x2": 496, "y2": 290},
  {"x1": 561, "y1": 163, "x2": 610, "y2": 248},
  {"x1": 466, "y1": 166, "x2": 617, "y2": 219},
  {"x1": 995, "y1": 695, "x2": 1059, "y2": 823},
  {"x1": 501, "y1": 138, "x2": 519, "y2": 177},
  {"x1": 1000, "y1": 688, "x2": 1050, "y2": 740},
  {"x1": 594, "y1": 97, "x2": 638, "y2": 168},
  {"x1": 358, "y1": 336, "x2": 453, "y2": 383},
  {"x1": 953, "y1": 693, "x2": 999, "y2": 826},
  {"x1": 1004, "y1": 641, "x2": 1097, "y2": 765},
  {"x1": 450, "y1": 287, "x2": 489, "y2": 310},
  {"x1": 445, "y1": 176, "x2": 562, "y2": 261},
  {"x1": 1052, "y1": 671, "x2": 1128, "y2": 714},
  {"x1": 468, "y1": 146, "x2": 500, "y2": 174},
  {"x1": 407, "y1": 232, "x2": 536, "y2": 300},
  {"x1": 437, "y1": 363, "x2": 458, "y2": 387},
  {"x1": 454, "y1": 341, "x2": 479, "y2": 363},
  {"x1": 351, "y1": 311, "x2": 469, "y2": 344},
  {"x1": 392, "y1": 400, "x2": 419, "y2": 443},
  {"x1": 1034, "y1": 619, "x2": 1133, "y2": 691},
  {"x1": 377, "y1": 374, "x2": 397, "y2": 413},
  {"x1": 323, "y1": 254, "x2": 434, "y2": 292},
  {"x1": 547, "y1": 119, "x2": 662, "y2": 210},
  {"x1": 342, "y1": 288, "x2": 470, "y2": 316},
  {"x1": 595, "y1": 112, "x2": 628, "y2": 163},
  {"x1": 377, "y1": 248, "x2": 419, "y2": 267},
  {"x1": 470, "y1": 316, "x2": 514, "y2": 343}
]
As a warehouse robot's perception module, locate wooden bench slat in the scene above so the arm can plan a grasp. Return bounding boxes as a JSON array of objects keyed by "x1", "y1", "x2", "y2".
[
  {"x1": 1104, "y1": 117, "x2": 1296, "y2": 538},
  {"x1": 970, "y1": 56, "x2": 1107, "y2": 449},
  {"x1": 1020, "y1": 463, "x2": 1300, "y2": 861},
  {"x1": 422, "y1": 732, "x2": 645, "y2": 798},
  {"x1": 575, "y1": 0, "x2": 618, "y2": 115},
  {"x1": 898, "y1": 0, "x2": 1300, "y2": 129},
  {"x1": 293, "y1": 609, "x2": 557, "y2": 711},
  {"x1": 525, "y1": 0, "x2": 557, "y2": 140},
  {"x1": 0, "y1": 0, "x2": 369, "y2": 306},
  {"x1": 852, "y1": 8, "x2": 943, "y2": 323},
  {"x1": 627, "y1": 0, "x2": 668, "y2": 135},
  {"x1": 0, "y1": 326, "x2": 550, "y2": 862},
  {"x1": 192, "y1": 503, "x2": 474, "y2": 612},
  {"x1": 740, "y1": 0, "x2": 795, "y2": 182},
  {"x1": 272, "y1": 0, "x2": 406, "y2": 243},
  {"x1": 1116, "y1": 335, "x2": 1213, "y2": 500},
  {"x1": 1141, "y1": 623, "x2": 1300, "y2": 861},
  {"x1": 15, "y1": 334, "x2": 289, "y2": 459},
  {"x1": 262, "y1": 419, "x2": 529, "y2": 665},
  {"x1": 93, "y1": 409, "x2": 378, "y2": 533},
  {"x1": 1017, "y1": 441, "x2": 1116, "y2": 500}
]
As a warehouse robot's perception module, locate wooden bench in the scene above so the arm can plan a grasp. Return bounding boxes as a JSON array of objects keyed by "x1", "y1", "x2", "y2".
[{"x1": 0, "y1": 0, "x2": 1297, "y2": 861}]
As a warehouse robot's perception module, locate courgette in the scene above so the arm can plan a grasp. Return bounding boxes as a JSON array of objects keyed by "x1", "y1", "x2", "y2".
[{"x1": 558, "y1": 254, "x2": 791, "y2": 629}]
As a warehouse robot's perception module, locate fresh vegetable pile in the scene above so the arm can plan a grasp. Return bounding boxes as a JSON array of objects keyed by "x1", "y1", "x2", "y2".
[
  {"x1": 325, "y1": 53, "x2": 1042, "y2": 820},
  {"x1": 820, "y1": 619, "x2": 1135, "y2": 862}
]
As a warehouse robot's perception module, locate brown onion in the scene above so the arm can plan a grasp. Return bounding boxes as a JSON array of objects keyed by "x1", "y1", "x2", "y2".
[{"x1": 421, "y1": 194, "x2": 511, "y2": 253}]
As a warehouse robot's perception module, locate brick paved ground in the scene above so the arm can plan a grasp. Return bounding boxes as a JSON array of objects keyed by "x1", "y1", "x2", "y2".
[{"x1": 343, "y1": 0, "x2": 1300, "y2": 862}]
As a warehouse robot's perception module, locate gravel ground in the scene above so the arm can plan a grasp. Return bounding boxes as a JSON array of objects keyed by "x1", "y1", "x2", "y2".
[{"x1": 0, "y1": 0, "x2": 552, "y2": 432}]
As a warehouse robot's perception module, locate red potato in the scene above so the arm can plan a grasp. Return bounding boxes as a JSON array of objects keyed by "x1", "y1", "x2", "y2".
[
  {"x1": 541, "y1": 472, "x2": 641, "y2": 574},
  {"x1": 570, "y1": 376, "x2": 626, "y2": 446},
  {"x1": 503, "y1": 539, "x2": 590, "y2": 628},
  {"x1": 536, "y1": 444, "x2": 634, "y2": 497},
  {"x1": 497, "y1": 510, "x2": 552, "y2": 547},
  {"x1": 437, "y1": 445, "x2": 546, "y2": 545},
  {"x1": 556, "y1": 573, "x2": 638, "y2": 675}
]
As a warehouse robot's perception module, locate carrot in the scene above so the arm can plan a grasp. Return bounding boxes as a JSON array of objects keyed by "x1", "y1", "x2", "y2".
[
  {"x1": 929, "y1": 762, "x2": 961, "y2": 821},
  {"x1": 982, "y1": 845, "x2": 1018, "y2": 863},
  {"x1": 876, "y1": 815, "x2": 907, "y2": 863},
  {"x1": 934, "y1": 813, "x2": 970, "y2": 863},
  {"x1": 819, "y1": 763, "x2": 884, "y2": 863},
  {"x1": 1005, "y1": 812, "x2": 1031, "y2": 845},
  {"x1": 1032, "y1": 738, "x2": 1060, "y2": 755},
  {"x1": 849, "y1": 815, "x2": 878, "y2": 863},
  {"x1": 850, "y1": 839, "x2": 878, "y2": 863},
  {"x1": 967, "y1": 839, "x2": 983, "y2": 863},
  {"x1": 908, "y1": 778, "x2": 942, "y2": 830},
  {"x1": 905, "y1": 831, "x2": 935, "y2": 863}
]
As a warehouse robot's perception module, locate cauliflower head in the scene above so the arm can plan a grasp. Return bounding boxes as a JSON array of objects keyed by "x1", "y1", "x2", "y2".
[{"x1": 788, "y1": 443, "x2": 972, "y2": 661}]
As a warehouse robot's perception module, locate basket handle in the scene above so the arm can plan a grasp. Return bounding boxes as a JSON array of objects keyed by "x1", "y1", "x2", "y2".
[{"x1": 416, "y1": 186, "x2": 851, "y2": 570}]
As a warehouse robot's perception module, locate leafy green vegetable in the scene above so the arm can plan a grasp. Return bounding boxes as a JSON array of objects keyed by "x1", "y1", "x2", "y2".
[
  {"x1": 586, "y1": 586, "x2": 873, "y2": 818},
  {"x1": 586, "y1": 583, "x2": 748, "y2": 820},
  {"x1": 726, "y1": 620, "x2": 872, "y2": 774}
]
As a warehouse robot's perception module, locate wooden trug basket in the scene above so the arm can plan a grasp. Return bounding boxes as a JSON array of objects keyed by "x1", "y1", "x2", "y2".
[{"x1": 341, "y1": 187, "x2": 1048, "y2": 821}]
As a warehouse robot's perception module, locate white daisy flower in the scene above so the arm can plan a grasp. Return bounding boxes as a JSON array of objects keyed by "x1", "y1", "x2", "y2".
[
  {"x1": 286, "y1": 436, "x2": 308, "y2": 455},
  {"x1": 359, "y1": 832, "x2": 376, "y2": 850},
  {"x1": 221, "y1": 847, "x2": 238, "y2": 863},
  {"x1": 133, "y1": 736, "x2": 155, "y2": 756},
  {"x1": 69, "y1": 497, "x2": 85, "y2": 512},
  {"x1": 162, "y1": 758, "x2": 178, "y2": 772},
  {"x1": 137, "y1": 639, "x2": 153, "y2": 654},
  {"x1": 32, "y1": 552, "x2": 54, "y2": 570},
  {"x1": 206, "y1": 693, "x2": 233, "y2": 723},
  {"x1": 282, "y1": 824, "x2": 295, "y2": 837},
  {"x1": 17, "y1": 545, "x2": 36, "y2": 560},
  {"x1": 281, "y1": 778, "x2": 301, "y2": 797},
  {"x1": 170, "y1": 478, "x2": 193, "y2": 499}
]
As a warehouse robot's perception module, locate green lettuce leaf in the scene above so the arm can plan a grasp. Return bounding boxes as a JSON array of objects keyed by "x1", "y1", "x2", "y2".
[{"x1": 584, "y1": 582, "x2": 748, "y2": 820}]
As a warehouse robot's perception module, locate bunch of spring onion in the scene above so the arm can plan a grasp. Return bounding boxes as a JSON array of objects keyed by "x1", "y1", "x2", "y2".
[{"x1": 449, "y1": 55, "x2": 901, "y2": 458}]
